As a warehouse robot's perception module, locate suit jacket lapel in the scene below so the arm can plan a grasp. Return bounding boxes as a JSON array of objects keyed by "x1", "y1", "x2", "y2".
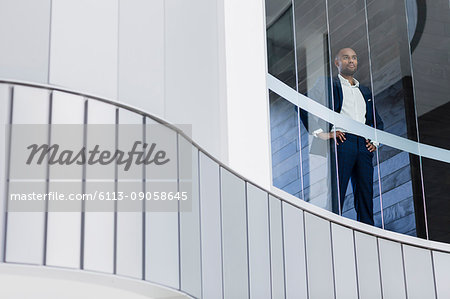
[
  {"x1": 333, "y1": 77, "x2": 343, "y2": 112},
  {"x1": 358, "y1": 85, "x2": 374, "y2": 126},
  {"x1": 359, "y1": 86, "x2": 370, "y2": 103}
]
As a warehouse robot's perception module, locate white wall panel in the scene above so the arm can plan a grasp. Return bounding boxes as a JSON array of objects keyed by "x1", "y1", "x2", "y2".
[
  {"x1": 116, "y1": 109, "x2": 143, "y2": 278},
  {"x1": 403, "y1": 245, "x2": 436, "y2": 299},
  {"x1": 269, "y1": 196, "x2": 285, "y2": 299},
  {"x1": 145, "y1": 124, "x2": 179, "y2": 288},
  {"x1": 354, "y1": 232, "x2": 382, "y2": 299},
  {"x1": 179, "y1": 136, "x2": 201, "y2": 298},
  {"x1": 223, "y1": 0, "x2": 271, "y2": 188},
  {"x1": 220, "y1": 168, "x2": 249, "y2": 299},
  {"x1": 144, "y1": 201, "x2": 179, "y2": 287},
  {"x1": 304, "y1": 212, "x2": 334, "y2": 299},
  {"x1": 0, "y1": 0, "x2": 51, "y2": 83},
  {"x1": 118, "y1": 0, "x2": 164, "y2": 117},
  {"x1": 49, "y1": 0, "x2": 118, "y2": 99},
  {"x1": 331, "y1": 224, "x2": 358, "y2": 299},
  {"x1": 199, "y1": 152, "x2": 223, "y2": 299},
  {"x1": 433, "y1": 251, "x2": 450, "y2": 299},
  {"x1": 0, "y1": 84, "x2": 10, "y2": 262},
  {"x1": 164, "y1": 0, "x2": 224, "y2": 161},
  {"x1": 378, "y1": 239, "x2": 407, "y2": 299},
  {"x1": 46, "y1": 91, "x2": 84, "y2": 268},
  {"x1": 6, "y1": 86, "x2": 49, "y2": 264},
  {"x1": 83, "y1": 100, "x2": 116, "y2": 273},
  {"x1": 282, "y1": 202, "x2": 307, "y2": 299},
  {"x1": 246, "y1": 184, "x2": 271, "y2": 299}
]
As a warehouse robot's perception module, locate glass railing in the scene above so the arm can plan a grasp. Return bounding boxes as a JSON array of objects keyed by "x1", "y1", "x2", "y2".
[
  {"x1": 268, "y1": 73, "x2": 450, "y2": 240},
  {"x1": 266, "y1": 0, "x2": 450, "y2": 243}
]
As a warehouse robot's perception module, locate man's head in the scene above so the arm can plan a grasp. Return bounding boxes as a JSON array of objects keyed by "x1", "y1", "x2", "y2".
[{"x1": 334, "y1": 48, "x2": 358, "y2": 76}]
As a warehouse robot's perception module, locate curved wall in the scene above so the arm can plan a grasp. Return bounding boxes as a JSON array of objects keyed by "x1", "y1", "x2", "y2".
[
  {"x1": 0, "y1": 263, "x2": 189, "y2": 299},
  {"x1": 1, "y1": 81, "x2": 450, "y2": 299}
]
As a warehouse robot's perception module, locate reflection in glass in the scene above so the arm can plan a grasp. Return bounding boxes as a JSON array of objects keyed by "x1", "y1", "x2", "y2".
[
  {"x1": 268, "y1": 90, "x2": 338, "y2": 213},
  {"x1": 412, "y1": 0, "x2": 450, "y2": 149},
  {"x1": 269, "y1": 91, "x2": 302, "y2": 199},
  {"x1": 327, "y1": 0, "x2": 371, "y2": 86},
  {"x1": 365, "y1": 0, "x2": 422, "y2": 237},
  {"x1": 266, "y1": 0, "x2": 450, "y2": 239},
  {"x1": 266, "y1": 5, "x2": 296, "y2": 88},
  {"x1": 409, "y1": 0, "x2": 450, "y2": 242},
  {"x1": 293, "y1": 0, "x2": 336, "y2": 212},
  {"x1": 422, "y1": 157, "x2": 450, "y2": 243},
  {"x1": 293, "y1": 0, "x2": 330, "y2": 98},
  {"x1": 374, "y1": 145, "x2": 418, "y2": 235}
]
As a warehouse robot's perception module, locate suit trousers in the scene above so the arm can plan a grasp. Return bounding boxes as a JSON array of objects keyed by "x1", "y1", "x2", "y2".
[{"x1": 331, "y1": 133, "x2": 374, "y2": 225}]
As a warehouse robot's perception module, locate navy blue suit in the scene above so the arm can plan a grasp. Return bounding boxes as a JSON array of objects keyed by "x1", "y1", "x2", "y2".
[
  {"x1": 303, "y1": 77, "x2": 383, "y2": 225},
  {"x1": 331, "y1": 77, "x2": 383, "y2": 131},
  {"x1": 331, "y1": 77, "x2": 383, "y2": 225}
]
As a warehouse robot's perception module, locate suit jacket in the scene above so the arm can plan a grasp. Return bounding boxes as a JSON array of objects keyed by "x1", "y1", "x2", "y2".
[{"x1": 308, "y1": 76, "x2": 384, "y2": 156}]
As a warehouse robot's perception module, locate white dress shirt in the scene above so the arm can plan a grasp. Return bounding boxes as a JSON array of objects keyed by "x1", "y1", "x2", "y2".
[
  {"x1": 313, "y1": 74, "x2": 378, "y2": 146},
  {"x1": 335, "y1": 74, "x2": 366, "y2": 132}
]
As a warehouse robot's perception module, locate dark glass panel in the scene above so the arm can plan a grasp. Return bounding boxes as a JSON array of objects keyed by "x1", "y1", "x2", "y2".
[
  {"x1": 266, "y1": 5, "x2": 296, "y2": 88},
  {"x1": 410, "y1": 0, "x2": 450, "y2": 242},
  {"x1": 365, "y1": 0, "x2": 422, "y2": 236}
]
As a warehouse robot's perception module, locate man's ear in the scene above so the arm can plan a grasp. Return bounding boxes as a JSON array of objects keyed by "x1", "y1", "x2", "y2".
[{"x1": 334, "y1": 58, "x2": 339, "y2": 68}]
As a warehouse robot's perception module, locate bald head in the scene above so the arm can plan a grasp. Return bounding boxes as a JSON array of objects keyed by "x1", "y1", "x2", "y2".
[{"x1": 335, "y1": 48, "x2": 358, "y2": 77}]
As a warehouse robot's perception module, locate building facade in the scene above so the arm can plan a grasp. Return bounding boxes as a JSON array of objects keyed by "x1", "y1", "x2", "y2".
[{"x1": 0, "y1": 0, "x2": 449, "y2": 298}]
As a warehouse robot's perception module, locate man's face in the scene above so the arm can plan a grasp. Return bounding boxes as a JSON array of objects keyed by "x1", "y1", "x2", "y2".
[{"x1": 335, "y1": 48, "x2": 358, "y2": 76}]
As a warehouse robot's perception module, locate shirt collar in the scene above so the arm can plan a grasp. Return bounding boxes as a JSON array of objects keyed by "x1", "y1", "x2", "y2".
[{"x1": 338, "y1": 74, "x2": 359, "y2": 87}]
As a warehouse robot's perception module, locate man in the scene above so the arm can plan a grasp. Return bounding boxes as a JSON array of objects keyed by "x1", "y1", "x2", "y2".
[{"x1": 311, "y1": 47, "x2": 383, "y2": 225}]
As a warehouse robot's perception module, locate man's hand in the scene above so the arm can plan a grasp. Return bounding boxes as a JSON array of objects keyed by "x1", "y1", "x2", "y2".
[
  {"x1": 317, "y1": 130, "x2": 346, "y2": 145},
  {"x1": 366, "y1": 139, "x2": 376, "y2": 152}
]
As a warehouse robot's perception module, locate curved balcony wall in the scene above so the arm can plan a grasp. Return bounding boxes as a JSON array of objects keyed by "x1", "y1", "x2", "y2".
[{"x1": 1, "y1": 81, "x2": 450, "y2": 298}]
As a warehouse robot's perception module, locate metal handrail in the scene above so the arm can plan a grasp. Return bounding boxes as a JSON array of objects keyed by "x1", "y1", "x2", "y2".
[
  {"x1": 267, "y1": 74, "x2": 450, "y2": 164},
  {"x1": 2, "y1": 78, "x2": 450, "y2": 254}
]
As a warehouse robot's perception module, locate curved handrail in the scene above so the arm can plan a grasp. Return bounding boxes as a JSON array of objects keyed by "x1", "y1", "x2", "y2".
[
  {"x1": 1, "y1": 78, "x2": 450, "y2": 255},
  {"x1": 267, "y1": 74, "x2": 450, "y2": 164}
]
